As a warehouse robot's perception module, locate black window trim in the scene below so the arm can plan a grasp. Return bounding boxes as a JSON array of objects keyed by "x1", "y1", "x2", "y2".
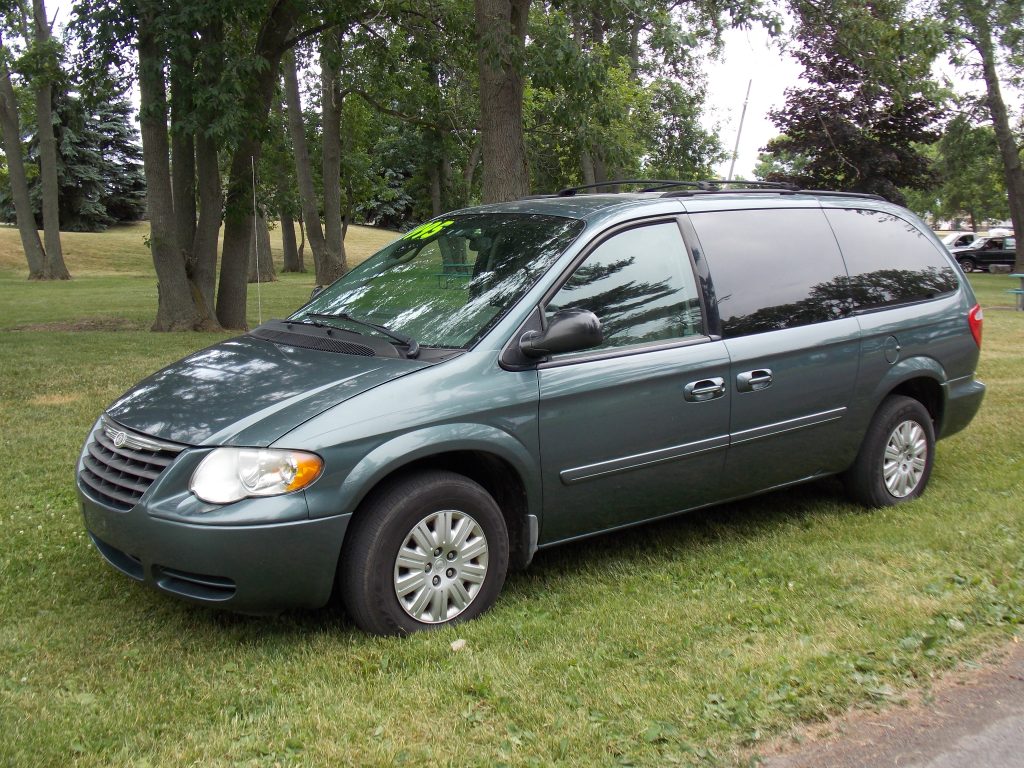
[{"x1": 824, "y1": 206, "x2": 961, "y2": 313}]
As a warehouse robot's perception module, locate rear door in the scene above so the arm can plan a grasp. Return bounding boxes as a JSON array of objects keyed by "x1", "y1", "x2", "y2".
[
  {"x1": 687, "y1": 207, "x2": 861, "y2": 497},
  {"x1": 536, "y1": 219, "x2": 730, "y2": 543}
]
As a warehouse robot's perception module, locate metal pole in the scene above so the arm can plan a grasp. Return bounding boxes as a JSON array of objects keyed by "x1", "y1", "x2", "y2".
[{"x1": 727, "y1": 79, "x2": 752, "y2": 181}]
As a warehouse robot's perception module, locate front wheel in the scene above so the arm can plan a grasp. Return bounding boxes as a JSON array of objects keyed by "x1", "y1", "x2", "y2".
[
  {"x1": 339, "y1": 470, "x2": 509, "y2": 635},
  {"x1": 843, "y1": 395, "x2": 935, "y2": 508},
  {"x1": 958, "y1": 258, "x2": 976, "y2": 273}
]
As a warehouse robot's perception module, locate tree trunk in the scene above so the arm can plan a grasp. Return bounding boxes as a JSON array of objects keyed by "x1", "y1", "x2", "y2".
[
  {"x1": 170, "y1": 59, "x2": 197, "y2": 269},
  {"x1": 0, "y1": 36, "x2": 46, "y2": 279},
  {"x1": 429, "y1": 162, "x2": 442, "y2": 217},
  {"x1": 975, "y1": 20, "x2": 1024, "y2": 273},
  {"x1": 580, "y1": 150, "x2": 596, "y2": 186},
  {"x1": 297, "y1": 215, "x2": 306, "y2": 268},
  {"x1": 32, "y1": 0, "x2": 69, "y2": 279},
  {"x1": 215, "y1": 0, "x2": 298, "y2": 330},
  {"x1": 320, "y1": 40, "x2": 348, "y2": 279},
  {"x1": 475, "y1": 0, "x2": 532, "y2": 203},
  {"x1": 283, "y1": 49, "x2": 330, "y2": 284},
  {"x1": 191, "y1": 131, "x2": 221, "y2": 320},
  {"x1": 280, "y1": 212, "x2": 302, "y2": 271},
  {"x1": 463, "y1": 138, "x2": 482, "y2": 201},
  {"x1": 137, "y1": 9, "x2": 204, "y2": 331},
  {"x1": 248, "y1": 214, "x2": 276, "y2": 282}
]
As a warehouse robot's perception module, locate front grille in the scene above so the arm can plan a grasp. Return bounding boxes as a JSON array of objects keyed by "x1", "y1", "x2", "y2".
[{"x1": 79, "y1": 417, "x2": 185, "y2": 511}]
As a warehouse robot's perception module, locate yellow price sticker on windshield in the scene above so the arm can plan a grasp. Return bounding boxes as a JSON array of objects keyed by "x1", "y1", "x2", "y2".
[{"x1": 402, "y1": 219, "x2": 455, "y2": 241}]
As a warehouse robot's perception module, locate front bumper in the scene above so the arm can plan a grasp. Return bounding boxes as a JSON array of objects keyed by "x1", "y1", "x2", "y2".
[{"x1": 79, "y1": 486, "x2": 351, "y2": 614}]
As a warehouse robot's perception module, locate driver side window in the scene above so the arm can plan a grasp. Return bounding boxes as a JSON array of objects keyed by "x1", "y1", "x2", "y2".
[{"x1": 546, "y1": 221, "x2": 703, "y2": 352}]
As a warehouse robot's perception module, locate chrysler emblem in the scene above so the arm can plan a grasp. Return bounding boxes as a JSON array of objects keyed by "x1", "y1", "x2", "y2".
[{"x1": 112, "y1": 430, "x2": 128, "y2": 448}]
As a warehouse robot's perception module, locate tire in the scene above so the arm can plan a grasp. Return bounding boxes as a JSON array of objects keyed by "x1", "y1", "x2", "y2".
[
  {"x1": 958, "y1": 258, "x2": 976, "y2": 273},
  {"x1": 843, "y1": 395, "x2": 935, "y2": 508},
  {"x1": 339, "y1": 469, "x2": 509, "y2": 636}
]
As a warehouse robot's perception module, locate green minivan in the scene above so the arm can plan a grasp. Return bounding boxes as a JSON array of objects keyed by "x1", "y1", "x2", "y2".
[{"x1": 78, "y1": 183, "x2": 986, "y2": 635}]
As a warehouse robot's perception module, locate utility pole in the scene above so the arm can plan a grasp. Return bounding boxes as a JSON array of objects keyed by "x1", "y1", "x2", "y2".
[{"x1": 727, "y1": 79, "x2": 752, "y2": 181}]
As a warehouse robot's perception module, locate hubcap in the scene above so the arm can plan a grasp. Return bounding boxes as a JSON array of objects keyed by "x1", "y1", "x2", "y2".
[
  {"x1": 883, "y1": 419, "x2": 927, "y2": 498},
  {"x1": 393, "y1": 510, "x2": 489, "y2": 624}
]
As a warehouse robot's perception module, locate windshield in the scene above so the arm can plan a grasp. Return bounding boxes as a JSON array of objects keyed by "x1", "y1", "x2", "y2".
[{"x1": 292, "y1": 213, "x2": 585, "y2": 348}]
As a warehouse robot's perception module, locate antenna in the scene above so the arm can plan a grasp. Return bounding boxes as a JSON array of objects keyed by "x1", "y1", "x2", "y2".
[
  {"x1": 251, "y1": 156, "x2": 263, "y2": 326},
  {"x1": 727, "y1": 79, "x2": 752, "y2": 182}
]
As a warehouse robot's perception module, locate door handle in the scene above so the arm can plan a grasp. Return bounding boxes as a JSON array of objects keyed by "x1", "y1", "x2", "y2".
[
  {"x1": 683, "y1": 377, "x2": 726, "y2": 402},
  {"x1": 736, "y1": 369, "x2": 773, "y2": 392}
]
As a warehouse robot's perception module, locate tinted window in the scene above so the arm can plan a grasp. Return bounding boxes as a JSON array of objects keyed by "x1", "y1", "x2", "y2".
[
  {"x1": 546, "y1": 222, "x2": 702, "y2": 351},
  {"x1": 690, "y1": 208, "x2": 851, "y2": 338},
  {"x1": 824, "y1": 208, "x2": 959, "y2": 310}
]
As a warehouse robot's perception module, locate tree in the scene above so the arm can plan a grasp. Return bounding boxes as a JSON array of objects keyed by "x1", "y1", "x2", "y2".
[
  {"x1": 761, "y1": 1, "x2": 944, "y2": 204},
  {"x1": 475, "y1": 0, "x2": 531, "y2": 202},
  {"x1": 936, "y1": 0, "x2": 1024, "y2": 271},
  {"x1": 934, "y1": 115, "x2": 1009, "y2": 229},
  {"x1": 30, "y1": 0, "x2": 68, "y2": 277},
  {"x1": 0, "y1": 90, "x2": 146, "y2": 230},
  {"x1": 0, "y1": 3, "x2": 68, "y2": 278},
  {"x1": 0, "y1": 24, "x2": 46, "y2": 277}
]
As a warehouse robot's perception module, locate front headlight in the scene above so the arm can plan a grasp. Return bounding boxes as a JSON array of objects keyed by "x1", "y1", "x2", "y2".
[{"x1": 189, "y1": 448, "x2": 323, "y2": 505}]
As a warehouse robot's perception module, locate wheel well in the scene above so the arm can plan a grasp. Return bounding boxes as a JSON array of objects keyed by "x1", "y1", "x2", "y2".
[
  {"x1": 889, "y1": 377, "x2": 944, "y2": 434},
  {"x1": 359, "y1": 451, "x2": 533, "y2": 570}
]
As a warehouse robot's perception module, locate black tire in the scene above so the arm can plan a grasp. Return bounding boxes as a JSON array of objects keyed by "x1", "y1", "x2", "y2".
[
  {"x1": 339, "y1": 469, "x2": 509, "y2": 636},
  {"x1": 958, "y1": 258, "x2": 976, "y2": 273},
  {"x1": 843, "y1": 395, "x2": 935, "y2": 508}
]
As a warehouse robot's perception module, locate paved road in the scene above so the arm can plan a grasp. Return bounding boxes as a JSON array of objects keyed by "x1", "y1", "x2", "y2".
[{"x1": 762, "y1": 641, "x2": 1024, "y2": 768}]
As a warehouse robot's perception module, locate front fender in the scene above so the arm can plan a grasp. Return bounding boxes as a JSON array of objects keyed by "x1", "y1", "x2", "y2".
[{"x1": 310, "y1": 423, "x2": 541, "y2": 522}]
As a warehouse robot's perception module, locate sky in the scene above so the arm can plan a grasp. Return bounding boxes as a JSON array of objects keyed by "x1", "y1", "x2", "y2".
[{"x1": 700, "y1": 26, "x2": 804, "y2": 181}]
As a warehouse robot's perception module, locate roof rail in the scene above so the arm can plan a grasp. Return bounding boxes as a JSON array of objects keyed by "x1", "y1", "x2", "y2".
[
  {"x1": 555, "y1": 179, "x2": 703, "y2": 196},
  {"x1": 543, "y1": 179, "x2": 888, "y2": 203}
]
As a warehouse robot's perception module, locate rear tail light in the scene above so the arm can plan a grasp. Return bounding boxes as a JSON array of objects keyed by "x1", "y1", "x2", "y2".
[{"x1": 968, "y1": 303, "x2": 983, "y2": 348}]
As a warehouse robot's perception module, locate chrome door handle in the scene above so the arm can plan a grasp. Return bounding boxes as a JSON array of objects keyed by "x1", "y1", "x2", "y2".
[
  {"x1": 683, "y1": 377, "x2": 726, "y2": 402},
  {"x1": 736, "y1": 369, "x2": 773, "y2": 392}
]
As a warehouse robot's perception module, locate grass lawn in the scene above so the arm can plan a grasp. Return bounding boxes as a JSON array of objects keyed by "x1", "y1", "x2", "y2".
[{"x1": 0, "y1": 226, "x2": 1022, "y2": 767}]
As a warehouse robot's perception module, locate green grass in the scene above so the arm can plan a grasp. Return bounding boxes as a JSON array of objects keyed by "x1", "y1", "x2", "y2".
[{"x1": 0, "y1": 233, "x2": 1022, "y2": 767}]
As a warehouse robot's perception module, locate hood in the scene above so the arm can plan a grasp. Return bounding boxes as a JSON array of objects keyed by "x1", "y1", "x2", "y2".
[{"x1": 106, "y1": 334, "x2": 426, "y2": 446}]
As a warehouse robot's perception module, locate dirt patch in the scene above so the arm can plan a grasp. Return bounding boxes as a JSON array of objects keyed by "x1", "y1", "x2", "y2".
[
  {"x1": 9, "y1": 317, "x2": 147, "y2": 332},
  {"x1": 29, "y1": 394, "x2": 84, "y2": 406},
  {"x1": 755, "y1": 637, "x2": 1024, "y2": 767}
]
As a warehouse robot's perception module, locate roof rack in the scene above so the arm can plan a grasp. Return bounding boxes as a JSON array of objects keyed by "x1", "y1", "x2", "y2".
[
  {"x1": 541, "y1": 179, "x2": 888, "y2": 203},
  {"x1": 555, "y1": 179, "x2": 704, "y2": 196}
]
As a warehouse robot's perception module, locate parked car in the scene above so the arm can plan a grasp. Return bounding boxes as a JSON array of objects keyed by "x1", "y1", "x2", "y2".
[
  {"x1": 941, "y1": 231, "x2": 979, "y2": 250},
  {"x1": 952, "y1": 236, "x2": 1016, "y2": 272},
  {"x1": 78, "y1": 183, "x2": 986, "y2": 635}
]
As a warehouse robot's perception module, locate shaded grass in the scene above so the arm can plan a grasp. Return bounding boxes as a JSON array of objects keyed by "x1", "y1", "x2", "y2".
[{"x1": 0, "y1": 237, "x2": 1022, "y2": 766}]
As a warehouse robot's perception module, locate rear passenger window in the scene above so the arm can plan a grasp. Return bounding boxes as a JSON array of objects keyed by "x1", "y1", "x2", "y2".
[
  {"x1": 546, "y1": 221, "x2": 703, "y2": 351},
  {"x1": 824, "y1": 208, "x2": 959, "y2": 310},
  {"x1": 689, "y1": 208, "x2": 851, "y2": 338}
]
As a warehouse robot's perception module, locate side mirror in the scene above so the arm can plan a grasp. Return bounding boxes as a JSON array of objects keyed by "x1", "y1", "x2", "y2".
[
  {"x1": 310, "y1": 285, "x2": 325, "y2": 300},
  {"x1": 519, "y1": 309, "x2": 603, "y2": 359}
]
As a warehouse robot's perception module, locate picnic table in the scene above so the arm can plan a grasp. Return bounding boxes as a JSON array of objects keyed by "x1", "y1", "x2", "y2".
[{"x1": 1009, "y1": 273, "x2": 1024, "y2": 311}]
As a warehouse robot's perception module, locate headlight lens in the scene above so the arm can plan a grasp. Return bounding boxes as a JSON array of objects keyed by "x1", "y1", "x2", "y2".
[{"x1": 189, "y1": 448, "x2": 323, "y2": 505}]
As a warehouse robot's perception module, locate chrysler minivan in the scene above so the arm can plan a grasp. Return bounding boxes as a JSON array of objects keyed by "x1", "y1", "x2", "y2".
[{"x1": 78, "y1": 182, "x2": 986, "y2": 635}]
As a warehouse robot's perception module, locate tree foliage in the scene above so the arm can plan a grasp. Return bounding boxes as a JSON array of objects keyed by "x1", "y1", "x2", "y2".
[{"x1": 760, "y1": 0, "x2": 944, "y2": 204}]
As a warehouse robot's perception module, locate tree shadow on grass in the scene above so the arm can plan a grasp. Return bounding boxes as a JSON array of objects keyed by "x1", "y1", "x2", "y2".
[{"x1": 148, "y1": 476, "x2": 860, "y2": 642}]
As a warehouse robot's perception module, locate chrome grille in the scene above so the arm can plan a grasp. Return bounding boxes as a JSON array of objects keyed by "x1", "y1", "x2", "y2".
[{"x1": 79, "y1": 417, "x2": 185, "y2": 511}]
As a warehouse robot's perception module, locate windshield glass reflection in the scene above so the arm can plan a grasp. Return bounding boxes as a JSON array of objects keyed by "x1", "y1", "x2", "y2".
[{"x1": 293, "y1": 214, "x2": 585, "y2": 348}]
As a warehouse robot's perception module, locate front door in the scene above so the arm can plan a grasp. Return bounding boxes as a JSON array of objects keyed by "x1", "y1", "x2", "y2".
[{"x1": 536, "y1": 220, "x2": 730, "y2": 543}]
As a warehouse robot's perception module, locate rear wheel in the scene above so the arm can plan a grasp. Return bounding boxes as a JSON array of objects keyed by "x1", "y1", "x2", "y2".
[
  {"x1": 958, "y1": 258, "x2": 976, "y2": 273},
  {"x1": 843, "y1": 395, "x2": 935, "y2": 508},
  {"x1": 339, "y1": 469, "x2": 509, "y2": 635}
]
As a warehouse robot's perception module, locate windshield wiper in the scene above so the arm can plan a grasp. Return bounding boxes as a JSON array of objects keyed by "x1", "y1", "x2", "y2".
[{"x1": 306, "y1": 312, "x2": 420, "y2": 358}]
